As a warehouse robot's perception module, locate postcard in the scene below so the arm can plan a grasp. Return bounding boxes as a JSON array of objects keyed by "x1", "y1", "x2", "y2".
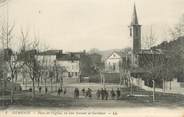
[{"x1": 0, "y1": 0, "x2": 184, "y2": 117}]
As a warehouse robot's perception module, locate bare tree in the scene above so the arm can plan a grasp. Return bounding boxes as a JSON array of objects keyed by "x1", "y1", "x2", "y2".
[
  {"x1": 138, "y1": 51, "x2": 166, "y2": 102},
  {"x1": 170, "y1": 14, "x2": 184, "y2": 40},
  {"x1": 0, "y1": 20, "x2": 25, "y2": 104},
  {"x1": 18, "y1": 29, "x2": 41, "y2": 99},
  {"x1": 142, "y1": 26, "x2": 157, "y2": 49}
]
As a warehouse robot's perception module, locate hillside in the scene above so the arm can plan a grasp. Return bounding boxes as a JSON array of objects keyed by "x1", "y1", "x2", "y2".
[{"x1": 152, "y1": 36, "x2": 184, "y2": 52}]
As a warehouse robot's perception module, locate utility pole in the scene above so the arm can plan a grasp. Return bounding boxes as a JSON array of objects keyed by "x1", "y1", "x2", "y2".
[{"x1": 152, "y1": 79, "x2": 155, "y2": 102}]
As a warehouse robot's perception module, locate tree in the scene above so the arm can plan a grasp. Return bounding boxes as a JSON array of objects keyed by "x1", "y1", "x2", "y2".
[
  {"x1": 153, "y1": 36, "x2": 184, "y2": 90},
  {"x1": 0, "y1": 21, "x2": 24, "y2": 104},
  {"x1": 142, "y1": 26, "x2": 157, "y2": 49},
  {"x1": 53, "y1": 61, "x2": 66, "y2": 89},
  {"x1": 19, "y1": 29, "x2": 40, "y2": 99},
  {"x1": 170, "y1": 14, "x2": 184, "y2": 40},
  {"x1": 138, "y1": 51, "x2": 166, "y2": 102}
]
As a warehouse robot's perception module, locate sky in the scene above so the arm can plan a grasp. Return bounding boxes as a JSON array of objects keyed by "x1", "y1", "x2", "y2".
[{"x1": 0, "y1": 0, "x2": 184, "y2": 52}]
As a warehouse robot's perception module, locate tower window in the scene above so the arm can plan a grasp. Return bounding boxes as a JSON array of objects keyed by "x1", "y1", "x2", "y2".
[{"x1": 130, "y1": 27, "x2": 132, "y2": 36}]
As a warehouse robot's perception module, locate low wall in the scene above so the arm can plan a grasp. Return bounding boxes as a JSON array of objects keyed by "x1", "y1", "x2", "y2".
[
  {"x1": 132, "y1": 77, "x2": 184, "y2": 95},
  {"x1": 63, "y1": 78, "x2": 80, "y2": 84},
  {"x1": 103, "y1": 73, "x2": 120, "y2": 84}
]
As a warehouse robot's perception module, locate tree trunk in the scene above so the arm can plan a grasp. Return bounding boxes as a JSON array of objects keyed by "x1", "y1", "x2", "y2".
[
  {"x1": 44, "y1": 79, "x2": 47, "y2": 93},
  {"x1": 152, "y1": 80, "x2": 155, "y2": 102},
  {"x1": 25, "y1": 78, "x2": 27, "y2": 90},
  {"x1": 103, "y1": 75, "x2": 105, "y2": 88},
  {"x1": 163, "y1": 79, "x2": 165, "y2": 93},
  {"x1": 32, "y1": 78, "x2": 35, "y2": 99},
  {"x1": 37, "y1": 77, "x2": 40, "y2": 88},
  {"x1": 60, "y1": 77, "x2": 63, "y2": 88},
  {"x1": 169, "y1": 80, "x2": 172, "y2": 90},
  {"x1": 130, "y1": 78, "x2": 133, "y2": 96},
  {"x1": 119, "y1": 72, "x2": 122, "y2": 86},
  {"x1": 2, "y1": 73, "x2": 5, "y2": 106},
  {"x1": 10, "y1": 85, "x2": 14, "y2": 104},
  {"x1": 51, "y1": 78, "x2": 53, "y2": 92},
  {"x1": 10, "y1": 75, "x2": 14, "y2": 104}
]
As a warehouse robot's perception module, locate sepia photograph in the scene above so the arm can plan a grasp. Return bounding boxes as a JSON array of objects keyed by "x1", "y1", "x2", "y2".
[{"x1": 0, "y1": 0, "x2": 184, "y2": 117}]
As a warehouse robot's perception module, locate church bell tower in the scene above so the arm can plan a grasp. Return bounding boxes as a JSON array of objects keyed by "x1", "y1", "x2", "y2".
[{"x1": 129, "y1": 4, "x2": 141, "y2": 54}]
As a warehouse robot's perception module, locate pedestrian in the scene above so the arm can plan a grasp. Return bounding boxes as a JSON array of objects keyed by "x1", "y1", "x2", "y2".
[
  {"x1": 116, "y1": 88, "x2": 121, "y2": 100},
  {"x1": 60, "y1": 87, "x2": 63, "y2": 92},
  {"x1": 96, "y1": 89, "x2": 100, "y2": 99},
  {"x1": 110, "y1": 89, "x2": 115, "y2": 100},
  {"x1": 86, "y1": 88, "x2": 92, "y2": 98},
  {"x1": 74, "y1": 88, "x2": 79, "y2": 99},
  {"x1": 57, "y1": 88, "x2": 61, "y2": 96},
  {"x1": 100, "y1": 88, "x2": 104, "y2": 100},
  {"x1": 104, "y1": 88, "x2": 109, "y2": 100},
  {"x1": 39, "y1": 87, "x2": 42, "y2": 93},
  {"x1": 29, "y1": 88, "x2": 32, "y2": 92},
  {"x1": 82, "y1": 88, "x2": 85, "y2": 96},
  {"x1": 19, "y1": 86, "x2": 22, "y2": 91},
  {"x1": 74, "y1": 88, "x2": 77, "y2": 98},
  {"x1": 63, "y1": 88, "x2": 67, "y2": 95},
  {"x1": 45, "y1": 87, "x2": 48, "y2": 94},
  {"x1": 76, "y1": 88, "x2": 79, "y2": 98}
]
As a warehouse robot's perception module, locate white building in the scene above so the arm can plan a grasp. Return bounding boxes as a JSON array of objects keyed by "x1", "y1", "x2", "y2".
[
  {"x1": 104, "y1": 51, "x2": 124, "y2": 73},
  {"x1": 56, "y1": 53, "x2": 80, "y2": 83}
]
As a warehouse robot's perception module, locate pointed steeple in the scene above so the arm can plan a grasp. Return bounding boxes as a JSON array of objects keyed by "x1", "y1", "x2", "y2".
[
  {"x1": 131, "y1": 4, "x2": 139, "y2": 25},
  {"x1": 129, "y1": 3, "x2": 141, "y2": 54}
]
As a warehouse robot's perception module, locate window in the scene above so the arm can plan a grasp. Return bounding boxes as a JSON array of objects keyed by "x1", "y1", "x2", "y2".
[
  {"x1": 68, "y1": 72, "x2": 71, "y2": 77},
  {"x1": 113, "y1": 63, "x2": 116, "y2": 71},
  {"x1": 75, "y1": 72, "x2": 78, "y2": 76}
]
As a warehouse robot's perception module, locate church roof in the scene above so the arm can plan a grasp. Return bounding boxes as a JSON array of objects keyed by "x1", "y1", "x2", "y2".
[
  {"x1": 104, "y1": 51, "x2": 127, "y2": 61},
  {"x1": 139, "y1": 49, "x2": 164, "y2": 55}
]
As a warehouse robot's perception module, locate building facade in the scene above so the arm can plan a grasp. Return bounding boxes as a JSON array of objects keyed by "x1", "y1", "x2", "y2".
[
  {"x1": 56, "y1": 53, "x2": 80, "y2": 84},
  {"x1": 104, "y1": 52, "x2": 124, "y2": 73}
]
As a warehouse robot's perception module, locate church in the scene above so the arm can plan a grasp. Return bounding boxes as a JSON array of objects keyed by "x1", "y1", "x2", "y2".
[
  {"x1": 104, "y1": 4, "x2": 142, "y2": 73},
  {"x1": 104, "y1": 4, "x2": 165, "y2": 84}
]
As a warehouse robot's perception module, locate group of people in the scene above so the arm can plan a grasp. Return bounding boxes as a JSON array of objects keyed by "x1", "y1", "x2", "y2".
[
  {"x1": 96, "y1": 88, "x2": 121, "y2": 100},
  {"x1": 38, "y1": 87, "x2": 48, "y2": 94},
  {"x1": 37, "y1": 86, "x2": 121, "y2": 100},
  {"x1": 37, "y1": 87, "x2": 67, "y2": 95},
  {"x1": 82, "y1": 88, "x2": 92, "y2": 98},
  {"x1": 74, "y1": 88, "x2": 121, "y2": 100},
  {"x1": 57, "y1": 87, "x2": 67, "y2": 96}
]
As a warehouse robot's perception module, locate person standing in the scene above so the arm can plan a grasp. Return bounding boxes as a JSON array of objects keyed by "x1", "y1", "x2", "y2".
[
  {"x1": 45, "y1": 87, "x2": 48, "y2": 94},
  {"x1": 39, "y1": 87, "x2": 42, "y2": 93},
  {"x1": 74, "y1": 88, "x2": 77, "y2": 98},
  {"x1": 82, "y1": 88, "x2": 85, "y2": 96},
  {"x1": 57, "y1": 88, "x2": 61, "y2": 96},
  {"x1": 88, "y1": 88, "x2": 92, "y2": 99},
  {"x1": 110, "y1": 89, "x2": 115, "y2": 100},
  {"x1": 101, "y1": 88, "x2": 104, "y2": 100},
  {"x1": 116, "y1": 88, "x2": 121, "y2": 100},
  {"x1": 96, "y1": 89, "x2": 100, "y2": 99},
  {"x1": 104, "y1": 88, "x2": 109, "y2": 100},
  {"x1": 63, "y1": 88, "x2": 67, "y2": 95},
  {"x1": 60, "y1": 87, "x2": 63, "y2": 93},
  {"x1": 76, "y1": 88, "x2": 79, "y2": 99},
  {"x1": 19, "y1": 86, "x2": 22, "y2": 92}
]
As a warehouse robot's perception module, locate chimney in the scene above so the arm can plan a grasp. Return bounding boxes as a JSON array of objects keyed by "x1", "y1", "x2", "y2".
[
  {"x1": 59, "y1": 50, "x2": 63, "y2": 55},
  {"x1": 83, "y1": 50, "x2": 86, "y2": 54}
]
